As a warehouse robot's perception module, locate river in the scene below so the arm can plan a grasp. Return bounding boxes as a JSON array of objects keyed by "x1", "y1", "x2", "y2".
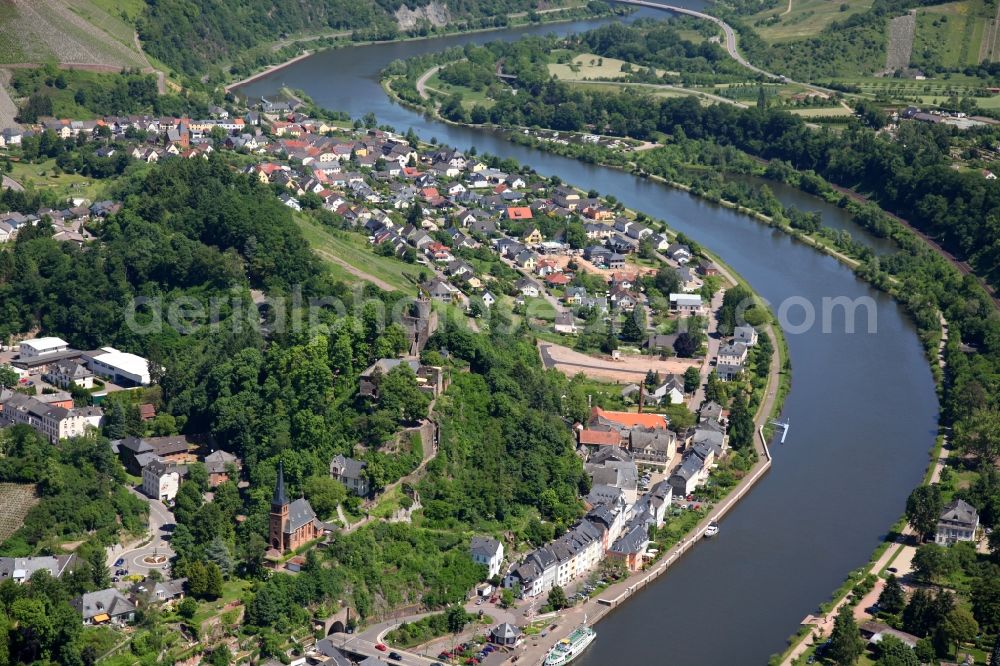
[{"x1": 236, "y1": 7, "x2": 939, "y2": 664}]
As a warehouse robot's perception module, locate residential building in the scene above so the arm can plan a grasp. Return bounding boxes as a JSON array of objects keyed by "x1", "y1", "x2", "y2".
[
  {"x1": 505, "y1": 519, "x2": 603, "y2": 598},
  {"x1": 668, "y1": 454, "x2": 707, "y2": 497},
  {"x1": 734, "y1": 325, "x2": 759, "y2": 346},
  {"x1": 141, "y1": 459, "x2": 182, "y2": 502},
  {"x1": 44, "y1": 359, "x2": 93, "y2": 389},
  {"x1": 669, "y1": 293, "x2": 704, "y2": 315},
  {"x1": 72, "y1": 588, "x2": 136, "y2": 625},
  {"x1": 608, "y1": 521, "x2": 650, "y2": 572},
  {"x1": 0, "y1": 555, "x2": 78, "y2": 584},
  {"x1": 0, "y1": 392, "x2": 99, "y2": 443},
  {"x1": 651, "y1": 375, "x2": 685, "y2": 405},
  {"x1": 718, "y1": 342, "x2": 748, "y2": 367},
  {"x1": 115, "y1": 435, "x2": 191, "y2": 475},
  {"x1": 585, "y1": 447, "x2": 639, "y2": 504},
  {"x1": 553, "y1": 312, "x2": 577, "y2": 335},
  {"x1": 515, "y1": 277, "x2": 541, "y2": 297},
  {"x1": 470, "y1": 536, "x2": 504, "y2": 579},
  {"x1": 666, "y1": 244, "x2": 692, "y2": 264},
  {"x1": 935, "y1": 499, "x2": 979, "y2": 545},
  {"x1": 204, "y1": 449, "x2": 241, "y2": 487},
  {"x1": 425, "y1": 277, "x2": 460, "y2": 303},
  {"x1": 629, "y1": 428, "x2": 676, "y2": 465},
  {"x1": 589, "y1": 406, "x2": 668, "y2": 432},
  {"x1": 329, "y1": 454, "x2": 370, "y2": 497}
]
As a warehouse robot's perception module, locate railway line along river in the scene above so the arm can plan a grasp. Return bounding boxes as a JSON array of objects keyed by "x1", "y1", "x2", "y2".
[{"x1": 236, "y1": 5, "x2": 940, "y2": 663}]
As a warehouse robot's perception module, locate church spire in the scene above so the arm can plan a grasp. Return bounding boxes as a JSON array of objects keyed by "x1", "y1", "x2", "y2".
[{"x1": 272, "y1": 460, "x2": 287, "y2": 507}]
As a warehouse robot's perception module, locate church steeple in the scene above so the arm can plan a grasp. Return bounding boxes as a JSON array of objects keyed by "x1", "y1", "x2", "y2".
[{"x1": 272, "y1": 460, "x2": 287, "y2": 507}]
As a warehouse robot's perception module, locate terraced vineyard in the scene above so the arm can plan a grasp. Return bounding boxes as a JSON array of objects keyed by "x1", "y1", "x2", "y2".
[
  {"x1": 0, "y1": 482, "x2": 38, "y2": 543},
  {"x1": 0, "y1": 0, "x2": 148, "y2": 68}
]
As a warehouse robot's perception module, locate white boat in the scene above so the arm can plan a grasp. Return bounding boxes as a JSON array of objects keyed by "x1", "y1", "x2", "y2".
[
  {"x1": 704, "y1": 521, "x2": 719, "y2": 537},
  {"x1": 543, "y1": 624, "x2": 596, "y2": 666}
]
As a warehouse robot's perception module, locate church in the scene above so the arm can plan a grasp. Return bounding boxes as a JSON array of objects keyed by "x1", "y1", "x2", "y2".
[{"x1": 268, "y1": 462, "x2": 325, "y2": 554}]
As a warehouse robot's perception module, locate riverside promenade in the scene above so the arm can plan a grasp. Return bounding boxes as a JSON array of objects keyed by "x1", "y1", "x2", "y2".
[{"x1": 504, "y1": 323, "x2": 782, "y2": 665}]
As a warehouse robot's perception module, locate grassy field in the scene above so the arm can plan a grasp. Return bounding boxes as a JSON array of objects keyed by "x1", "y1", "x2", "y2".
[
  {"x1": 0, "y1": 483, "x2": 38, "y2": 543},
  {"x1": 294, "y1": 214, "x2": 425, "y2": 291},
  {"x1": 787, "y1": 106, "x2": 854, "y2": 117},
  {"x1": 912, "y1": 0, "x2": 995, "y2": 68},
  {"x1": 548, "y1": 53, "x2": 679, "y2": 81},
  {"x1": 750, "y1": 0, "x2": 876, "y2": 42},
  {"x1": 8, "y1": 158, "x2": 112, "y2": 202},
  {"x1": 423, "y1": 71, "x2": 495, "y2": 109}
]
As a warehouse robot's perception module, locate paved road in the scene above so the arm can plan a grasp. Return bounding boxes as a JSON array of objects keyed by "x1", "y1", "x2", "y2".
[
  {"x1": 614, "y1": 0, "x2": 779, "y2": 79},
  {"x1": 614, "y1": 0, "x2": 836, "y2": 97},
  {"x1": 415, "y1": 65, "x2": 444, "y2": 100},
  {"x1": 106, "y1": 488, "x2": 176, "y2": 578}
]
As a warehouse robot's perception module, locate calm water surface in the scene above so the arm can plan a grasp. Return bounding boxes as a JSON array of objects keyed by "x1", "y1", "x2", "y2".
[{"x1": 238, "y1": 6, "x2": 938, "y2": 662}]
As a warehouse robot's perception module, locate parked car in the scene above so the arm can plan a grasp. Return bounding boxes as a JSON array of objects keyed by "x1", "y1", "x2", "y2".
[{"x1": 114, "y1": 558, "x2": 125, "y2": 567}]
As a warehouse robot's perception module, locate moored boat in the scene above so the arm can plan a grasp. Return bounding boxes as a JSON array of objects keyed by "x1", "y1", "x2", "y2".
[{"x1": 543, "y1": 624, "x2": 596, "y2": 666}]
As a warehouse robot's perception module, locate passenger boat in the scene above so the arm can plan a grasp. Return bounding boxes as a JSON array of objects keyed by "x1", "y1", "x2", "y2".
[{"x1": 543, "y1": 624, "x2": 596, "y2": 666}]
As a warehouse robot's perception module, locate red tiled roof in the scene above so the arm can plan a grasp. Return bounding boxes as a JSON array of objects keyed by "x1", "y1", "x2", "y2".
[
  {"x1": 507, "y1": 207, "x2": 533, "y2": 220},
  {"x1": 590, "y1": 407, "x2": 667, "y2": 430},
  {"x1": 578, "y1": 429, "x2": 622, "y2": 446}
]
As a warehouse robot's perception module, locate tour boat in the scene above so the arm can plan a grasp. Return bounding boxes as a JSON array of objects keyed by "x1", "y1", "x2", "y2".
[
  {"x1": 543, "y1": 624, "x2": 596, "y2": 666},
  {"x1": 704, "y1": 521, "x2": 719, "y2": 537}
]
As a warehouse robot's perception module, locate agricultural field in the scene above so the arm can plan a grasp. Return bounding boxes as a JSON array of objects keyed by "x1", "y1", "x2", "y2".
[
  {"x1": 548, "y1": 53, "x2": 679, "y2": 81},
  {"x1": 0, "y1": 483, "x2": 38, "y2": 543},
  {"x1": 911, "y1": 0, "x2": 995, "y2": 69},
  {"x1": 834, "y1": 74, "x2": 1000, "y2": 108},
  {"x1": 749, "y1": 0, "x2": 876, "y2": 42},
  {"x1": 787, "y1": 106, "x2": 854, "y2": 116},
  {"x1": 0, "y1": 0, "x2": 147, "y2": 67}
]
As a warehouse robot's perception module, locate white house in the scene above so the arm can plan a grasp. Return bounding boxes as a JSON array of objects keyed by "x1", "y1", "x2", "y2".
[
  {"x1": 734, "y1": 325, "x2": 759, "y2": 346},
  {"x1": 45, "y1": 359, "x2": 94, "y2": 389},
  {"x1": 669, "y1": 293, "x2": 704, "y2": 315},
  {"x1": 142, "y1": 459, "x2": 180, "y2": 502},
  {"x1": 470, "y1": 536, "x2": 504, "y2": 579},
  {"x1": 935, "y1": 499, "x2": 979, "y2": 545},
  {"x1": 553, "y1": 312, "x2": 577, "y2": 335}
]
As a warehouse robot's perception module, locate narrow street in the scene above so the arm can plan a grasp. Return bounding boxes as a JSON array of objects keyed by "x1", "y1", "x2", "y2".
[{"x1": 106, "y1": 487, "x2": 176, "y2": 579}]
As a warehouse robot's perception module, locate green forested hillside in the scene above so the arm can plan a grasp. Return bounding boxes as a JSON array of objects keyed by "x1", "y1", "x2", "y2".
[{"x1": 137, "y1": 0, "x2": 573, "y2": 77}]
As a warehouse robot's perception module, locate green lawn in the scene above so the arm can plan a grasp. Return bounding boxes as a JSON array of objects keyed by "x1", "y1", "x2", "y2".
[
  {"x1": 424, "y1": 72, "x2": 495, "y2": 110},
  {"x1": 750, "y1": 0, "x2": 876, "y2": 43},
  {"x1": 522, "y1": 296, "x2": 557, "y2": 322},
  {"x1": 8, "y1": 158, "x2": 110, "y2": 203},
  {"x1": 191, "y1": 579, "x2": 251, "y2": 626},
  {"x1": 547, "y1": 53, "x2": 679, "y2": 81},
  {"x1": 294, "y1": 214, "x2": 425, "y2": 291}
]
